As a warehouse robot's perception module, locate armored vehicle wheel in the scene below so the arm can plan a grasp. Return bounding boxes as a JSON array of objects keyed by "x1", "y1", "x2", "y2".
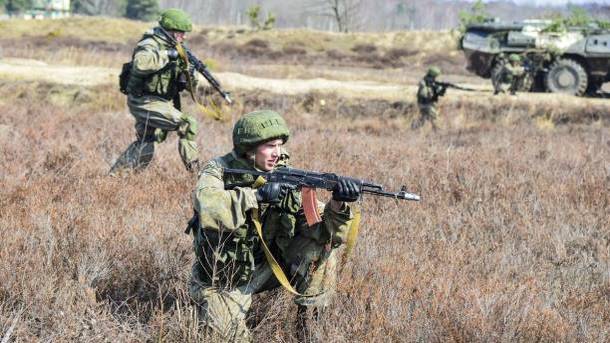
[{"x1": 544, "y1": 58, "x2": 588, "y2": 96}]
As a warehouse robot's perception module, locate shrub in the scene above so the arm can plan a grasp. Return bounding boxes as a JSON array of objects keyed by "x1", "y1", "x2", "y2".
[
  {"x1": 351, "y1": 43, "x2": 377, "y2": 54},
  {"x1": 246, "y1": 5, "x2": 276, "y2": 31}
]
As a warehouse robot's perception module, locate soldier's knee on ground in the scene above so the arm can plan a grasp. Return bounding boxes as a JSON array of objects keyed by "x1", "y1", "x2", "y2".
[{"x1": 179, "y1": 114, "x2": 198, "y2": 141}]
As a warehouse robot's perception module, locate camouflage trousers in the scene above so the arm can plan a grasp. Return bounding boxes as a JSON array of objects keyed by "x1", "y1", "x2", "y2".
[
  {"x1": 494, "y1": 81, "x2": 517, "y2": 94},
  {"x1": 110, "y1": 95, "x2": 199, "y2": 174},
  {"x1": 493, "y1": 77, "x2": 522, "y2": 95},
  {"x1": 411, "y1": 104, "x2": 439, "y2": 130},
  {"x1": 189, "y1": 241, "x2": 340, "y2": 342}
]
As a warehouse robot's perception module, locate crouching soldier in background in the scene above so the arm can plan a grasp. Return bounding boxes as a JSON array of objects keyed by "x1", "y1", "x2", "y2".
[
  {"x1": 110, "y1": 9, "x2": 201, "y2": 174},
  {"x1": 493, "y1": 54, "x2": 525, "y2": 95},
  {"x1": 412, "y1": 66, "x2": 444, "y2": 131},
  {"x1": 187, "y1": 110, "x2": 360, "y2": 342}
]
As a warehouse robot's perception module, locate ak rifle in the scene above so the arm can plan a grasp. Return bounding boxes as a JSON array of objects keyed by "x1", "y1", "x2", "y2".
[
  {"x1": 223, "y1": 167, "x2": 420, "y2": 226},
  {"x1": 184, "y1": 49, "x2": 233, "y2": 104},
  {"x1": 435, "y1": 81, "x2": 477, "y2": 92},
  {"x1": 159, "y1": 27, "x2": 233, "y2": 104}
]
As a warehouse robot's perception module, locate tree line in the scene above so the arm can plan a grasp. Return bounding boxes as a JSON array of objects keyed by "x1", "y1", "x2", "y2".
[
  {"x1": 1, "y1": 0, "x2": 159, "y2": 20},
  {"x1": 2, "y1": 0, "x2": 610, "y2": 31}
]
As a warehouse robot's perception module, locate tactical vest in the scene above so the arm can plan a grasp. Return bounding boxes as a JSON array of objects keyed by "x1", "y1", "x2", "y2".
[
  {"x1": 189, "y1": 151, "x2": 302, "y2": 287},
  {"x1": 125, "y1": 31, "x2": 185, "y2": 100},
  {"x1": 417, "y1": 80, "x2": 437, "y2": 105}
]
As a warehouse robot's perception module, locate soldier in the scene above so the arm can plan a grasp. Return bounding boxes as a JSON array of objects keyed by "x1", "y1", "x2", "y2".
[
  {"x1": 110, "y1": 9, "x2": 201, "y2": 174},
  {"x1": 188, "y1": 110, "x2": 360, "y2": 342},
  {"x1": 412, "y1": 66, "x2": 445, "y2": 131},
  {"x1": 493, "y1": 54, "x2": 525, "y2": 95}
]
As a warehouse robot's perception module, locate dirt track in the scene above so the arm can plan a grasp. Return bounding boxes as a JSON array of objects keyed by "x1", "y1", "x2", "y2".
[{"x1": 2, "y1": 57, "x2": 610, "y2": 107}]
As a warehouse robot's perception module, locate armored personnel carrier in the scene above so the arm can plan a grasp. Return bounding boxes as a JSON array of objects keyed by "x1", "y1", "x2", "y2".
[{"x1": 460, "y1": 19, "x2": 610, "y2": 96}]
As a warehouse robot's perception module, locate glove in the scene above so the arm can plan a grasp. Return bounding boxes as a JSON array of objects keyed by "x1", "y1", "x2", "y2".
[
  {"x1": 255, "y1": 183, "x2": 295, "y2": 204},
  {"x1": 332, "y1": 178, "x2": 361, "y2": 202},
  {"x1": 167, "y1": 49, "x2": 179, "y2": 61},
  {"x1": 436, "y1": 85, "x2": 446, "y2": 96}
]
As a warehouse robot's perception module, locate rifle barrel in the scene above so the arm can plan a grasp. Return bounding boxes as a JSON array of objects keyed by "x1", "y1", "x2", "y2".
[{"x1": 362, "y1": 188, "x2": 421, "y2": 201}]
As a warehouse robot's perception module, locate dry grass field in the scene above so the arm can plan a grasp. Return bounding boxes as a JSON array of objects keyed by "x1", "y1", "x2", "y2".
[{"x1": 1, "y1": 17, "x2": 610, "y2": 342}]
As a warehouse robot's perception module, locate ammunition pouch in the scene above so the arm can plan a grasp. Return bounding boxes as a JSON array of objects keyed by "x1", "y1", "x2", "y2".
[
  {"x1": 176, "y1": 72, "x2": 188, "y2": 92},
  {"x1": 194, "y1": 224, "x2": 261, "y2": 286},
  {"x1": 126, "y1": 61, "x2": 180, "y2": 100}
]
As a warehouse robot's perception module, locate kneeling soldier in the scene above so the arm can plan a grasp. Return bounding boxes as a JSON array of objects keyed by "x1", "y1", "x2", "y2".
[{"x1": 188, "y1": 110, "x2": 360, "y2": 341}]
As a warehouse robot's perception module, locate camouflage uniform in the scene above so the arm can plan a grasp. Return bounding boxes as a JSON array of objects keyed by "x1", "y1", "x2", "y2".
[
  {"x1": 110, "y1": 9, "x2": 200, "y2": 174},
  {"x1": 188, "y1": 111, "x2": 355, "y2": 342},
  {"x1": 494, "y1": 55, "x2": 525, "y2": 95},
  {"x1": 413, "y1": 67, "x2": 444, "y2": 130}
]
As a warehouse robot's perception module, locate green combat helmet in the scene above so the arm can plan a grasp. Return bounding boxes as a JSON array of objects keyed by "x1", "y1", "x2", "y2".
[
  {"x1": 233, "y1": 110, "x2": 290, "y2": 155},
  {"x1": 508, "y1": 54, "x2": 521, "y2": 62},
  {"x1": 427, "y1": 66, "x2": 441, "y2": 77},
  {"x1": 159, "y1": 8, "x2": 192, "y2": 32}
]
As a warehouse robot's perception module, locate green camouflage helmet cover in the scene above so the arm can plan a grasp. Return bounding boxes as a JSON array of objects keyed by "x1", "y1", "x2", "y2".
[
  {"x1": 509, "y1": 54, "x2": 521, "y2": 62},
  {"x1": 159, "y1": 8, "x2": 192, "y2": 32},
  {"x1": 233, "y1": 110, "x2": 290, "y2": 154},
  {"x1": 427, "y1": 66, "x2": 441, "y2": 77}
]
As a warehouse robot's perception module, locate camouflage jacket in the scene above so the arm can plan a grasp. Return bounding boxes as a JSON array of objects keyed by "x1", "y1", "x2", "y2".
[
  {"x1": 501, "y1": 63, "x2": 525, "y2": 83},
  {"x1": 191, "y1": 151, "x2": 354, "y2": 287},
  {"x1": 126, "y1": 27, "x2": 191, "y2": 100},
  {"x1": 417, "y1": 79, "x2": 443, "y2": 105}
]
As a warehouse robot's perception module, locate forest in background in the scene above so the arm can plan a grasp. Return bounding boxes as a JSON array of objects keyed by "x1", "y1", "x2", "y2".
[{"x1": 3, "y1": 0, "x2": 610, "y2": 31}]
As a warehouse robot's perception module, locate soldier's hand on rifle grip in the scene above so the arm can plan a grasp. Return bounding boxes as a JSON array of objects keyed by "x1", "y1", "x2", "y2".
[
  {"x1": 437, "y1": 85, "x2": 447, "y2": 96},
  {"x1": 332, "y1": 178, "x2": 361, "y2": 202},
  {"x1": 256, "y1": 183, "x2": 296, "y2": 204},
  {"x1": 167, "y1": 49, "x2": 179, "y2": 61}
]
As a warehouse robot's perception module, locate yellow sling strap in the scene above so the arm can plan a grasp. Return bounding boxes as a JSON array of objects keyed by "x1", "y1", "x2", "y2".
[
  {"x1": 251, "y1": 208, "x2": 304, "y2": 296},
  {"x1": 343, "y1": 207, "x2": 361, "y2": 259},
  {"x1": 249, "y1": 176, "x2": 323, "y2": 297},
  {"x1": 175, "y1": 43, "x2": 224, "y2": 120}
]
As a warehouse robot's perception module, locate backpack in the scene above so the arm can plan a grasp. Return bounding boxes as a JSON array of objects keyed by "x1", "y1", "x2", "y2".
[{"x1": 118, "y1": 61, "x2": 132, "y2": 95}]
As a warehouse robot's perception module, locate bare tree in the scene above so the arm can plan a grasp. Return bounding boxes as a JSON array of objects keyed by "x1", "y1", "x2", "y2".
[{"x1": 305, "y1": 0, "x2": 363, "y2": 32}]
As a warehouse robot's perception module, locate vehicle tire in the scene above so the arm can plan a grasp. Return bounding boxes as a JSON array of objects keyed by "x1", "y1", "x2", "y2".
[{"x1": 544, "y1": 58, "x2": 588, "y2": 96}]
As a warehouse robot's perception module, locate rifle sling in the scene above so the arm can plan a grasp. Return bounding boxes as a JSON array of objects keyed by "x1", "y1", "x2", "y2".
[
  {"x1": 250, "y1": 177, "x2": 322, "y2": 298},
  {"x1": 343, "y1": 207, "x2": 361, "y2": 260}
]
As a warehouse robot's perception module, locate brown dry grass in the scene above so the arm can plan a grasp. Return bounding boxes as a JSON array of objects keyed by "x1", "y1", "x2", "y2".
[
  {"x1": 0, "y1": 18, "x2": 465, "y2": 77},
  {"x1": 0, "y1": 16, "x2": 609, "y2": 342},
  {"x1": 1, "y1": 76, "x2": 609, "y2": 342}
]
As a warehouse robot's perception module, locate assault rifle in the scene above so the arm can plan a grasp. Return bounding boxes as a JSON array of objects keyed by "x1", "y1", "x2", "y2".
[
  {"x1": 159, "y1": 27, "x2": 232, "y2": 104},
  {"x1": 184, "y1": 49, "x2": 233, "y2": 104},
  {"x1": 435, "y1": 81, "x2": 477, "y2": 92},
  {"x1": 223, "y1": 167, "x2": 420, "y2": 226}
]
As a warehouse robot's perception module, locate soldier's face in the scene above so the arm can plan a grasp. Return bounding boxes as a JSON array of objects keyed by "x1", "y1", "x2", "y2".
[
  {"x1": 254, "y1": 139, "x2": 283, "y2": 171},
  {"x1": 173, "y1": 31, "x2": 186, "y2": 42}
]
